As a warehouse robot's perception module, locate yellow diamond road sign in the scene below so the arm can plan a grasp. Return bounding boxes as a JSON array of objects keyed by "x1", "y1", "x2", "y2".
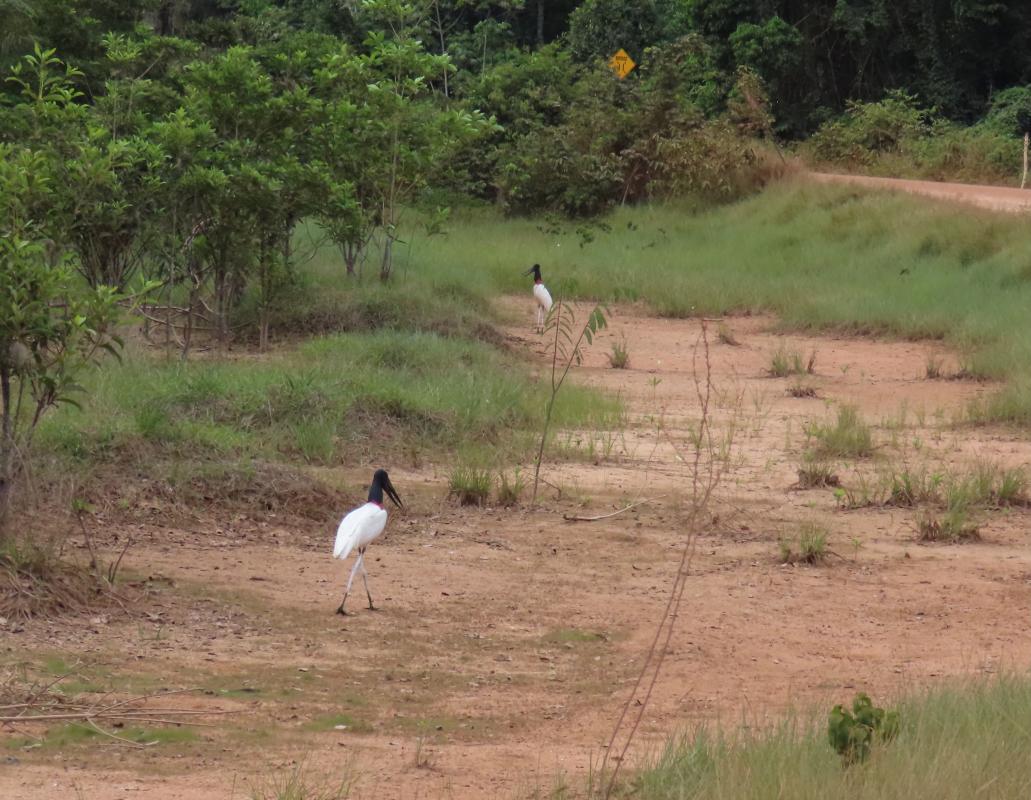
[{"x1": 608, "y1": 48, "x2": 636, "y2": 80}]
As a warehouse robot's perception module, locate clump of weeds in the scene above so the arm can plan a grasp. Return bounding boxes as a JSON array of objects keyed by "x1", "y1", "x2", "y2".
[
  {"x1": 447, "y1": 465, "x2": 493, "y2": 506},
  {"x1": 796, "y1": 454, "x2": 840, "y2": 488},
  {"x1": 608, "y1": 335, "x2": 630, "y2": 369},
  {"x1": 769, "y1": 345, "x2": 816, "y2": 378},
  {"x1": 807, "y1": 404, "x2": 873, "y2": 458},
  {"x1": 779, "y1": 522, "x2": 831, "y2": 564},
  {"x1": 787, "y1": 379, "x2": 818, "y2": 398},
  {"x1": 496, "y1": 469, "x2": 526, "y2": 507}
]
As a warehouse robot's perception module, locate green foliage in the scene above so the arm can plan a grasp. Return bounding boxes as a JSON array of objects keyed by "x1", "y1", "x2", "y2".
[
  {"x1": 566, "y1": 0, "x2": 664, "y2": 64},
  {"x1": 828, "y1": 693, "x2": 900, "y2": 765},
  {"x1": 807, "y1": 91, "x2": 1022, "y2": 184},
  {"x1": 0, "y1": 230, "x2": 137, "y2": 516},
  {"x1": 981, "y1": 86, "x2": 1031, "y2": 137}
]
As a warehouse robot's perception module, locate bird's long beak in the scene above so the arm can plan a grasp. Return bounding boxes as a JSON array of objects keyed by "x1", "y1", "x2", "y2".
[
  {"x1": 522, "y1": 266, "x2": 535, "y2": 276},
  {"x1": 384, "y1": 479, "x2": 403, "y2": 508}
]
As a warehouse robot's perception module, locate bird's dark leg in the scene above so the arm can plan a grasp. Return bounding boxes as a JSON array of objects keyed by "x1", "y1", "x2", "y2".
[{"x1": 335, "y1": 595, "x2": 350, "y2": 616}]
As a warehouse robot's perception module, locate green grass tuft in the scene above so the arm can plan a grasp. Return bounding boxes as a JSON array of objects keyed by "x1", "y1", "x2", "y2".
[
  {"x1": 808, "y1": 405, "x2": 873, "y2": 459},
  {"x1": 447, "y1": 464, "x2": 493, "y2": 506},
  {"x1": 779, "y1": 523, "x2": 830, "y2": 564}
]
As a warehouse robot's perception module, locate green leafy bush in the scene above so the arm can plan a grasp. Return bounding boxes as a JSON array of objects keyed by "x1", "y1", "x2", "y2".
[{"x1": 828, "y1": 693, "x2": 900, "y2": 765}]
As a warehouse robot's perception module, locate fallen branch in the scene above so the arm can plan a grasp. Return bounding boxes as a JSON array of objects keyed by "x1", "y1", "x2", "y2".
[
  {"x1": 84, "y1": 718, "x2": 157, "y2": 749},
  {"x1": 563, "y1": 495, "x2": 667, "y2": 523}
]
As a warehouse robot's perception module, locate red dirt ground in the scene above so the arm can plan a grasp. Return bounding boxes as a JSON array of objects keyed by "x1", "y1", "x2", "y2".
[{"x1": 4, "y1": 291, "x2": 1031, "y2": 799}]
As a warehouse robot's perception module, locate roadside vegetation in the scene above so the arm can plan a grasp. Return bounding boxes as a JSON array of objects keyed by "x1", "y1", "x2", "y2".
[{"x1": 633, "y1": 676, "x2": 1031, "y2": 800}]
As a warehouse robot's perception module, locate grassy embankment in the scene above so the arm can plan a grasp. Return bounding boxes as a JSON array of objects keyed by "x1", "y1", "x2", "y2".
[{"x1": 631, "y1": 676, "x2": 1031, "y2": 800}]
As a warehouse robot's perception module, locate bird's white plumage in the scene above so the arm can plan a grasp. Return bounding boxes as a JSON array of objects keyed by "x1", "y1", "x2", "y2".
[
  {"x1": 333, "y1": 502, "x2": 388, "y2": 560},
  {"x1": 533, "y1": 282, "x2": 553, "y2": 312}
]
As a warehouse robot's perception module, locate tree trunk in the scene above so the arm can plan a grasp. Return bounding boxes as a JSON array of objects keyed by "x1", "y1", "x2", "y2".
[
  {"x1": 341, "y1": 242, "x2": 357, "y2": 276},
  {"x1": 434, "y1": 0, "x2": 449, "y2": 98},
  {"x1": 380, "y1": 232, "x2": 394, "y2": 283},
  {"x1": 181, "y1": 281, "x2": 198, "y2": 361},
  {"x1": 259, "y1": 311, "x2": 270, "y2": 353},
  {"x1": 216, "y1": 271, "x2": 229, "y2": 348},
  {"x1": 0, "y1": 364, "x2": 13, "y2": 522}
]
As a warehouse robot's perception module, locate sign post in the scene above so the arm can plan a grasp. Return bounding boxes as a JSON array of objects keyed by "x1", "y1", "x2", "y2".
[{"x1": 607, "y1": 48, "x2": 636, "y2": 80}]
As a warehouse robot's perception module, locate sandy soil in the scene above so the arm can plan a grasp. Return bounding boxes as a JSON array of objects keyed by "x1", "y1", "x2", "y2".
[
  {"x1": 811, "y1": 171, "x2": 1031, "y2": 213},
  {"x1": 3, "y1": 299, "x2": 1031, "y2": 799}
]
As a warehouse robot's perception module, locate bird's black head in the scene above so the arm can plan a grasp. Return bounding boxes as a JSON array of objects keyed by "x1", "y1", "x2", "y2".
[
  {"x1": 369, "y1": 468, "x2": 403, "y2": 508},
  {"x1": 523, "y1": 263, "x2": 542, "y2": 282}
]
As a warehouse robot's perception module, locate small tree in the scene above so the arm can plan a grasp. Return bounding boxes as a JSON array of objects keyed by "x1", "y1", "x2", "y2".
[
  {"x1": 0, "y1": 235, "x2": 130, "y2": 520},
  {"x1": 0, "y1": 138, "x2": 141, "y2": 521}
]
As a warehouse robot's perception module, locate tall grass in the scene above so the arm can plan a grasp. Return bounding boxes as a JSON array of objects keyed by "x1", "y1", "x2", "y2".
[
  {"x1": 397, "y1": 180, "x2": 1031, "y2": 423},
  {"x1": 35, "y1": 332, "x2": 618, "y2": 468},
  {"x1": 633, "y1": 676, "x2": 1031, "y2": 800}
]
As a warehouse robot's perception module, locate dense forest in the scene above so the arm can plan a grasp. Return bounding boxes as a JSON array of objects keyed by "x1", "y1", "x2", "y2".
[{"x1": 4, "y1": 0, "x2": 1031, "y2": 506}]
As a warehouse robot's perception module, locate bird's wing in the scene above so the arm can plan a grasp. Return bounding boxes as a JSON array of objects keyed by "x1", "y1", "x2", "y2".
[
  {"x1": 333, "y1": 503, "x2": 388, "y2": 559},
  {"x1": 534, "y1": 283, "x2": 553, "y2": 311}
]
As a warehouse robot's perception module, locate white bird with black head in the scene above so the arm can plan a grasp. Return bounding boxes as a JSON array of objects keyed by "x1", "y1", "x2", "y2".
[
  {"x1": 332, "y1": 469, "x2": 403, "y2": 615},
  {"x1": 524, "y1": 263, "x2": 553, "y2": 334}
]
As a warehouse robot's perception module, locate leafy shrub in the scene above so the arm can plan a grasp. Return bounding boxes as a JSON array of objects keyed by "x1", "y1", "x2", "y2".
[
  {"x1": 810, "y1": 91, "x2": 929, "y2": 161},
  {"x1": 981, "y1": 85, "x2": 1031, "y2": 137},
  {"x1": 806, "y1": 91, "x2": 1021, "y2": 184},
  {"x1": 828, "y1": 693, "x2": 900, "y2": 765}
]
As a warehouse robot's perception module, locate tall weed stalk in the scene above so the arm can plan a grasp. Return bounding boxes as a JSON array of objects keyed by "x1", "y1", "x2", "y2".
[
  {"x1": 531, "y1": 301, "x2": 607, "y2": 504},
  {"x1": 599, "y1": 320, "x2": 731, "y2": 797}
]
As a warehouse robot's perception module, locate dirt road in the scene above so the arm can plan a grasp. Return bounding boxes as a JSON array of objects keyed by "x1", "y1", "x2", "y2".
[
  {"x1": 811, "y1": 171, "x2": 1031, "y2": 213},
  {"x1": 4, "y1": 299, "x2": 1031, "y2": 799}
]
